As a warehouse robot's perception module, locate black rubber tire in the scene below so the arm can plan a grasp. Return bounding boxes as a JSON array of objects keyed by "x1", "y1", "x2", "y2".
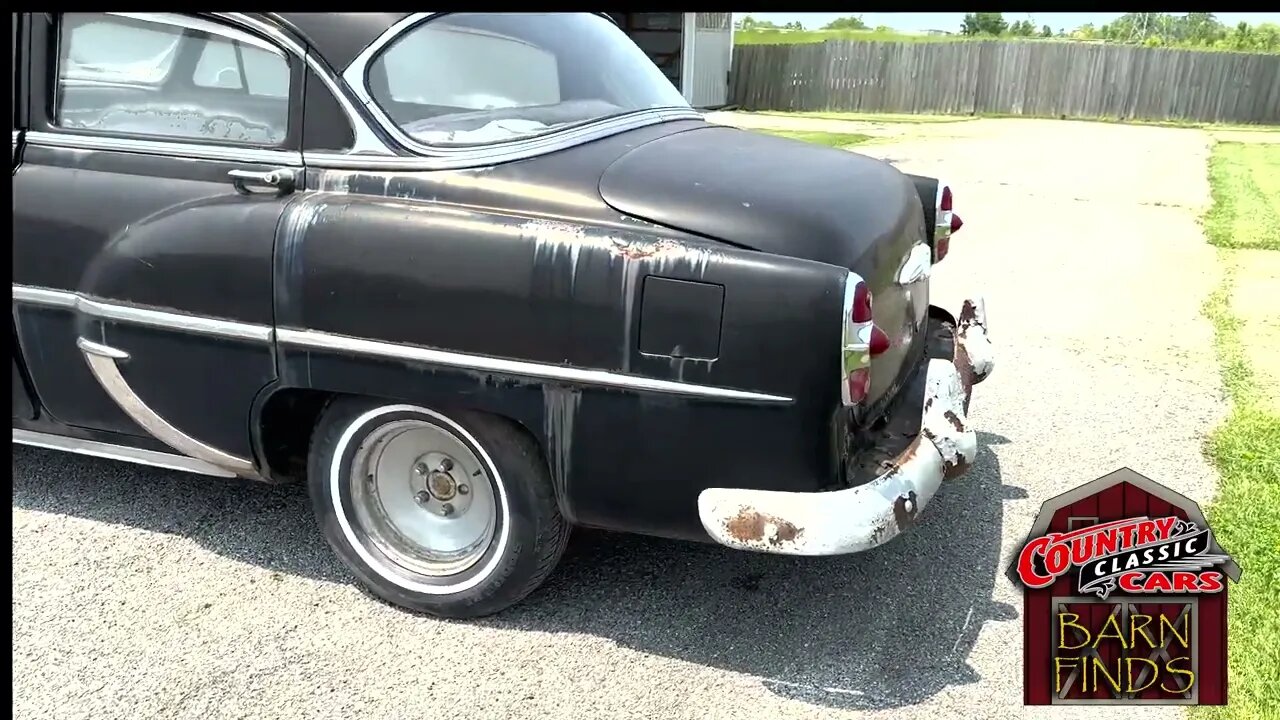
[{"x1": 306, "y1": 397, "x2": 570, "y2": 618}]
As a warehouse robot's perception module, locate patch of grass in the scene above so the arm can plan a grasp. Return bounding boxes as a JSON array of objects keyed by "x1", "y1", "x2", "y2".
[
  {"x1": 1204, "y1": 143, "x2": 1280, "y2": 251},
  {"x1": 1192, "y1": 259, "x2": 1280, "y2": 719},
  {"x1": 755, "y1": 129, "x2": 873, "y2": 148},
  {"x1": 743, "y1": 110, "x2": 1278, "y2": 131},
  {"x1": 753, "y1": 110, "x2": 974, "y2": 125}
]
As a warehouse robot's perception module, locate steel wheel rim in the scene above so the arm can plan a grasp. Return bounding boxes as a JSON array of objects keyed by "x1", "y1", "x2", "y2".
[{"x1": 348, "y1": 419, "x2": 498, "y2": 578}]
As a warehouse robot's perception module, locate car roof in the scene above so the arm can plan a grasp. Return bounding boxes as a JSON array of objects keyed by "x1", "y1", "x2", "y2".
[{"x1": 266, "y1": 13, "x2": 409, "y2": 72}]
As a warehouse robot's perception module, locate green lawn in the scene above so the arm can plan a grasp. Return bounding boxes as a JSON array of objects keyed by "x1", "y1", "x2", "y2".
[
  {"x1": 753, "y1": 110, "x2": 974, "y2": 125},
  {"x1": 754, "y1": 129, "x2": 872, "y2": 148},
  {"x1": 1192, "y1": 143, "x2": 1280, "y2": 720},
  {"x1": 1204, "y1": 143, "x2": 1280, "y2": 251}
]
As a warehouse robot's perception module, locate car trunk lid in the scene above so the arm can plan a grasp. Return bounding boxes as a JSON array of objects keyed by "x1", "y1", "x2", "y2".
[{"x1": 599, "y1": 124, "x2": 931, "y2": 412}]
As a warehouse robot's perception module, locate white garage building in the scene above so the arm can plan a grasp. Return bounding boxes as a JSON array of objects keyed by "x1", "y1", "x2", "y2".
[{"x1": 608, "y1": 13, "x2": 734, "y2": 108}]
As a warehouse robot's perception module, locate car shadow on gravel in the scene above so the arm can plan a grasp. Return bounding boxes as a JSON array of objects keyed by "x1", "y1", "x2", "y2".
[{"x1": 12, "y1": 430, "x2": 1022, "y2": 711}]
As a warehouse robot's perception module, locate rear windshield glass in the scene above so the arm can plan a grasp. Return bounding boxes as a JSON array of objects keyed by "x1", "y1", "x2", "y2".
[{"x1": 367, "y1": 13, "x2": 691, "y2": 148}]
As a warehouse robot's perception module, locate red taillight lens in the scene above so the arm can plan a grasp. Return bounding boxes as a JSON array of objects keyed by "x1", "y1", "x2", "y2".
[
  {"x1": 842, "y1": 275, "x2": 887, "y2": 408},
  {"x1": 940, "y1": 186, "x2": 953, "y2": 212},
  {"x1": 935, "y1": 236, "x2": 950, "y2": 263},
  {"x1": 950, "y1": 213, "x2": 963, "y2": 233},
  {"x1": 847, "y1": 367, "x2": 871, "y2": 404},
  {"x1": 869, "y1": 326, "x2": 890, "y2": 356},
  {"x1": 851, "y1": 282, "x2": 873, "y2": 323}
]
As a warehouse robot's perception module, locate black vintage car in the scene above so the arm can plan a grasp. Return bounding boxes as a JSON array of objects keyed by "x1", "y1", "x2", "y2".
[{"x1": 11, "y1": 12, "x2": 994, "y2": 617}]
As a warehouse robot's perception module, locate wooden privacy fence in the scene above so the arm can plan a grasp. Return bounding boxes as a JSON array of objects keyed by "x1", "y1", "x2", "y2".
[{"x1": 730, "y1": 40, "x2": 1280, "y2": 125}]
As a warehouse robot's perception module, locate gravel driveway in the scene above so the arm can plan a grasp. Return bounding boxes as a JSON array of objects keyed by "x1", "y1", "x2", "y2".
[{"x1": 13, "y1": 117, "x2": 1228, "y2": 720}]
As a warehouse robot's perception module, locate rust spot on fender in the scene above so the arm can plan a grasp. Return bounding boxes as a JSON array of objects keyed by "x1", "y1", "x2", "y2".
[
  {"x1": 723, "y1": 508, "x2": 802, "y2": 546},
  {"x1": 951, "y1": 342, "x2": 976, "y2": 413},
  {"x1": 943, "y1": 410, "x2": 966, "y2": 433},
  {"x1": 943, "y1": 454, "x2": 971, "y2": 480},
  {"x1": 892, "y1": 491, "x2": 920, "y2": 530},
  {"x1": 958, "y1": 299, "x2": 980, "y2": 329}
]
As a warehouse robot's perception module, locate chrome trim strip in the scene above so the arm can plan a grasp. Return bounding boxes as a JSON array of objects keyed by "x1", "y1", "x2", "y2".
[
  {"x1": 13, "y1": 428, "x2": 238, "y2": 478},
  {"x1": 337, "y1": 12, "x2": 705, "y2": 171},
  {"x1": 76, "y1": 337, "x2": 259, "y2": 476},
  {"x1": 12, "y1": 285, "x2": 78, "y2": 308},
  {"x1": 76, "y1": 338, "x2": 130, "y2": 360},
  {"x1": 25, "y1": 130, "x2": 304, "y2": 166},
  {"x1": 216, "y1": 12, "x2": 391, "y2": 156},
  {"x1": 12, "y1": 285, "x2": 273, "y2": 343},
  {"x1": 278, "y1": 328, "x2": 794, "y2": 404}
]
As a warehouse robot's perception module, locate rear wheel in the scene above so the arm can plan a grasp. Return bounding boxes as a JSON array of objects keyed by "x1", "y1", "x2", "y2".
[{"x1": 307, "y1": 397, "x2": 569, "y2": 618}]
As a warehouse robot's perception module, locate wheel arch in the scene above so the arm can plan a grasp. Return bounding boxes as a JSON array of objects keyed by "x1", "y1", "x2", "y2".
[{"x1": 248, "y1": 373, "x2": 570, "y2": 521}]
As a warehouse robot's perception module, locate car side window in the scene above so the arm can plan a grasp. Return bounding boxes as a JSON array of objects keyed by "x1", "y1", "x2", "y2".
[{"x1": 54, "y1": 13, "x2": 291, "y2": 146}]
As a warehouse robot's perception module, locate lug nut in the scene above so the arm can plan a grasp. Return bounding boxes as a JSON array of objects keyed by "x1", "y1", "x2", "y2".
[
  {"x1": 438, "y1": 458, "x2": 454, "y2": 472},
  {"x1": 414, "y1": 462, "x2": 428, "y2": 476},
  {"x1": 457, "y1": 484, "x2": 469, "y2": 495},
  {"x1": 440, "y1": 503, "x2": 454, "y2": 517},
  {"x1": 415, "y1": 491, "x2": 431, "y2": 505}
]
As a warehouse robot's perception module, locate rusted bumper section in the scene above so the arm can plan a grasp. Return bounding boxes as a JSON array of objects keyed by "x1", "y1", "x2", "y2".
[{"x1": 697, "y1": 298, "x2": 995, "y2": 556}]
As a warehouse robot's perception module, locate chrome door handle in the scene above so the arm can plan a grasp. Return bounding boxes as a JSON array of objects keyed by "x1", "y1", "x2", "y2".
[{"x1": 229, "y1": 168, "x2": 296, "y2": 195}]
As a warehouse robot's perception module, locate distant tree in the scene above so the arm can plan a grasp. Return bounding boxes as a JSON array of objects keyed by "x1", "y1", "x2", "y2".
[
  {"x1": 1041, "y1": 25, "x2": 1054, "y2": 38},
  {"x1": 783, "y1": 21, "x2": 803, "y2": 31},
  {"x1": 1009, "y1": 20, "x2": 1035, "y2": 37},
  {"x1": 961, "y1": 13, "x2": 1008, "y2": 37},
  {"x1": 737, "y1": 15, "x2": 779, "y2": 31},
  {"x1": 1073, "y1": 23, "x2": 1098, "y2": 40},
  {"x1": 1255, "y1": 23, "x2": 1280, "y2": 52},
  {"x1": 1181, "y1": 12, "x2": 1224, "y2": 45},
  {"x1": 823, "y1": 15, "x2": 869, "y2": 31}
]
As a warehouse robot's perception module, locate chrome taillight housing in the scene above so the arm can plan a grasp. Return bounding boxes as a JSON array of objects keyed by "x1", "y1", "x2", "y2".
[
  {"x1": 840, "y1": 272, "x2": 890, "y2": 407},
  {"x1": 933, "y1": 182, "x2": 963, "y2": 263}
]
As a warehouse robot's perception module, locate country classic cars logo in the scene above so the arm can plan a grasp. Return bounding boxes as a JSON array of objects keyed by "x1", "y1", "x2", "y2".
[
  {"x1": 1015, "y1": 515, "x2": 1232, "y2": 600},
  {"x1": 1008, "y1": 468, "x2": 1240, "y2": 706}
]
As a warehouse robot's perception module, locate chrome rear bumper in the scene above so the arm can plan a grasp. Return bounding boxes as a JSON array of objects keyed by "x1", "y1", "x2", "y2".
[{"x1": 697, "y1": 298, "x2": 994, "y2": 555}]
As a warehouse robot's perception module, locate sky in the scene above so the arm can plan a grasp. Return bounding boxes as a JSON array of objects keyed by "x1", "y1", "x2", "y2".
[{"x1": 740, "y1": 13, "x2": 1280, "y2": 34}]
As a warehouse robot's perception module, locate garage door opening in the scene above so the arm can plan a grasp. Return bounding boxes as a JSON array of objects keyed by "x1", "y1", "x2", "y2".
[{"x1": 608, "y1": 13, "x2": 733, "y2": 109}]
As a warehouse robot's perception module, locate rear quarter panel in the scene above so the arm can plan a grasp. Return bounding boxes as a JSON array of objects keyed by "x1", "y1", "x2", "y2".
[{"x1": 274, "y1": 171, "x2": 850, "y2": 539}]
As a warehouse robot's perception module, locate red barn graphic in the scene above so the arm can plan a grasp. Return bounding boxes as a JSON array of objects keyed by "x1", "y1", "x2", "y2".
[{"x1": 1009, "y1": 468, "x2": 1240, "y2": 706}]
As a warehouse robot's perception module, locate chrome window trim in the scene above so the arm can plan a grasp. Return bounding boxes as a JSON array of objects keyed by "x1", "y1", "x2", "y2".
[
  {"x1": 215, "y1": 12, "x2": 392, "y2": 156},
  {"x1": 106, "y1": 12, "x2": 282, "y2": 56},
  {"x1": 303, "y1": 108, "x2": 703, "y2": 171},
  {"x1": 12, "y1": 284, "x2": 274, "y2": 342},
  {"x1": 25, "y1": 130, "x2": 304, "y2": 166},
  {"x1": 13, "y1": 428, "x2": 239, "y2": 478},
  {"x1": 76, "y1": 337, "x2": 259, "y2": 477},
  {"x1": 338, "y1": 12, "x2": 704, "y2": 170},
  {"x1": 278, "y1": 328, "x2": 794, "y2": 404},
  {"x1": 12, "y1": 284, "x2": 791, "y2": 404}
]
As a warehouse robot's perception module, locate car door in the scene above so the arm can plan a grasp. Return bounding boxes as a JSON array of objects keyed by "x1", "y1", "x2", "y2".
[{"x1": 11, "y1": 12, "x2": 303, "y2": 474}]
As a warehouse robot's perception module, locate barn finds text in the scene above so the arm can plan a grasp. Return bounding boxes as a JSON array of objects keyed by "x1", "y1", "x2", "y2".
[{"x1": 1054, "y1": 609, "x2": 1194, "y2": 694}]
